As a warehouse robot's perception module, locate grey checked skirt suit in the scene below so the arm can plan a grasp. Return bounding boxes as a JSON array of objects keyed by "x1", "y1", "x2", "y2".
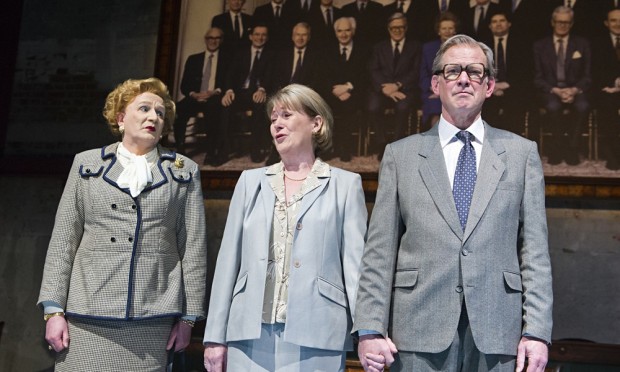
[{"x1": 37, "y1": 143, "x2": 207, "y2": 371}]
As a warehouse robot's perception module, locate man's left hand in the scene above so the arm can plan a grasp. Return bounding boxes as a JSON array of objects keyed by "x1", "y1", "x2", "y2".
[{"x1": 516, "y1": 336, "x2": 548, "y2": 372}]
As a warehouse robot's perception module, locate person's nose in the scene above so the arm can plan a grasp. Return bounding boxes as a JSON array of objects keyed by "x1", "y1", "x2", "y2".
[
  {"x1": 456, "y1": 70, "x2": 471, "y2": 87},
  {"x1": 147, "y1": 108, "x2": 159, "y2": 121}
]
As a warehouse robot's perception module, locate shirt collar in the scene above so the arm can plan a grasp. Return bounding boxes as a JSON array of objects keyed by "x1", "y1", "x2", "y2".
[
  {"x1": 438, "y1": 115, "x2": 485, "y2": 148},
  {"x1": 265, "y1": 158, "x2": 330, "y2": 178},
  {"x1": 391, "y1": 38, "x2": 405, "y2": 48}
]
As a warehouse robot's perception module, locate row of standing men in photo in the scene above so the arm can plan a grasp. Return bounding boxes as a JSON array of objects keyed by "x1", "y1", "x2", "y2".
[{"x1": 175, "y1": 1, "x2": 619, "y2": 168}]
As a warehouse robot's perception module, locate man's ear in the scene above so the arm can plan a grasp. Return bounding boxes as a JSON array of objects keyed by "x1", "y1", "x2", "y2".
[{"x1": 431, "y1": 75, "x2": 440, "y2": 95}]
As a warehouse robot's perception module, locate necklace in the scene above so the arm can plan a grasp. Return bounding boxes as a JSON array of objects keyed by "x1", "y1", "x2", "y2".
[{"x1": 284, "y1": 172, "x2": 307, "y2": 181}]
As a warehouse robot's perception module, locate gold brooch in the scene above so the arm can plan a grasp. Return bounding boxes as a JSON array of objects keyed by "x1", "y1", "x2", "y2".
[{"x1": 174, "y1": 157, "x2": 184, "y2": 168}]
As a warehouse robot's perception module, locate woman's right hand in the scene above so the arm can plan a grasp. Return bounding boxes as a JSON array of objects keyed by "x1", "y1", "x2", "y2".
[
  {"x1": 204, "y1": 342, "x2": 227, "y2": 372},
  {"x1": 45, "y1": 315, "x2": 69, "y2": 352}
]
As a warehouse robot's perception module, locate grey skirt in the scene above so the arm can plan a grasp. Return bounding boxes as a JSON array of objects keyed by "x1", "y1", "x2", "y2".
[
  {"x1": 227, "y1": 323, "x2": 346, "y2": 372},
  {"x1": 54, "y1": 316, "x2": 175, "y2": 372}
]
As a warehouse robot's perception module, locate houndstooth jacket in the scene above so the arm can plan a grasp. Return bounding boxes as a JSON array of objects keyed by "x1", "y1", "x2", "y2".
[{"x1": 37, "y1": 142, "x2": 207, "y2": 320}]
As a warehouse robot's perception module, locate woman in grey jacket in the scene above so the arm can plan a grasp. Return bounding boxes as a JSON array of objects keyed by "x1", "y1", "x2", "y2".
[
  {"x1": 203, "y1": 84, "x2": 367, "y2": 372},
  {"x1": 38, "y1": 77, "x2": 207, "y2": 371}
]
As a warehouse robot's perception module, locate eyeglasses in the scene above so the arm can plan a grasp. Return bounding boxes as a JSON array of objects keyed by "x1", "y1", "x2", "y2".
[
  {"x1": 205, "y1": 36, "x2": 222, "y2": 40},
  {"x1": 389, "y1": 25, "x2": 406, "y2": 31},
  {"x1": 433, "y1": 63, "x2": 490, "y2": 83}
]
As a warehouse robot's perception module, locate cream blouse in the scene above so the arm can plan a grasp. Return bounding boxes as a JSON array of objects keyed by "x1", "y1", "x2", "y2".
[{"x1": 261, "y1": 159, "x2": 330, "y2": 323}]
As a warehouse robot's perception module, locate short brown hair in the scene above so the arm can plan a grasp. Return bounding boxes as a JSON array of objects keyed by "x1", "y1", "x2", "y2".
[{"x1": 102, "y1": 77, "x2": 175, "y2": 137}]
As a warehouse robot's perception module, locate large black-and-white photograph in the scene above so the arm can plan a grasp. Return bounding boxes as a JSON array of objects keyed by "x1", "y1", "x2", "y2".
[{"x1": 165, "y1": 0, "x2": 620, "y2": 179}]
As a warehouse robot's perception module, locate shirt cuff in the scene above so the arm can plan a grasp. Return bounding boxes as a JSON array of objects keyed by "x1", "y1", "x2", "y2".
[
  {"x1": 42, "y1": 301, "x2": 64, "y2": 314},
  {"x1": 358, "y1": 329, "x2": 381, "y2": 336}
]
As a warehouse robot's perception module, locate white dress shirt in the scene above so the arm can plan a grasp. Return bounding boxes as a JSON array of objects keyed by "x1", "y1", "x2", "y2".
[{"x1": 438, "y1": 116, "x2": 484, "y2": 188}]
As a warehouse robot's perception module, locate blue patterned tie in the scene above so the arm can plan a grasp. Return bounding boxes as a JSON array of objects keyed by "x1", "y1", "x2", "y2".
[{"x1": 453, "y1": 131, "x2": 477, "y2": 231}]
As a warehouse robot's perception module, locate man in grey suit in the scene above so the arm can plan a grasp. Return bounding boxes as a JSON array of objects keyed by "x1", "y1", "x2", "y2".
[{"x1": 353, "y1": 34, "x2": 553, "y2": 372}]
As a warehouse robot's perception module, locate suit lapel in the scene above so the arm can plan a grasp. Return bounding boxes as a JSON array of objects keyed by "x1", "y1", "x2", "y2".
[
  {"x1": 418, "y1": 128, "x2": 463, "y2": 239},
  {"x1": 463, "y1": 124, "x2": 506, "y2": 242},
  {"x1": 260, "y1": 172, "x2": 276, "y2": 231},
  {"x1": 295, "y1": 175, "x2": 329, "y2": 222}
]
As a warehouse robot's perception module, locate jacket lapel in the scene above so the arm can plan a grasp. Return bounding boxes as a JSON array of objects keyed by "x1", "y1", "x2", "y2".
[
  {"x1": 146, "y1": 146, "x2": 174, "y2": 191},
  {"x1": 295, "y1": 175, "x2": 329, "y2": 223},
  {"x1": 463, "y1": 124, "x2": 506, "y2": 242},
  {"x1": 260, "y1": 172, "x2": 276, "y2": 231},
  {"x1": 101, "y1": 143, "x2": 127, "y2": 193},
  {"x1": 418, "y1": 128, "x2": 463, "y2": 239}
]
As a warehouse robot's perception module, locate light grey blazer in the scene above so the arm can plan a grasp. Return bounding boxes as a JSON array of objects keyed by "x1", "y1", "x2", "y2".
[
  {"x1": 353, "y1": 123, "x2": 553, "y2": 356},
  {"x1": 37, "y1": 143, "x2": 207, "y2": 320},
  {"x1": 203, "y1": 165, "x2": 367, "y2": 352}
]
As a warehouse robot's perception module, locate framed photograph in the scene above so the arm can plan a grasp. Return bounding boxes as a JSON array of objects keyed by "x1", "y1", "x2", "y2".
[{"x1": 155, "y1": 0, "x2": 620, "y2": 197}]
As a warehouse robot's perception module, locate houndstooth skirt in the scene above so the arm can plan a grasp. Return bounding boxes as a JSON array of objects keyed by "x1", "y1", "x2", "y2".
[{"x1": 54, "y1": 316, "x2": 175, "y2": 372}]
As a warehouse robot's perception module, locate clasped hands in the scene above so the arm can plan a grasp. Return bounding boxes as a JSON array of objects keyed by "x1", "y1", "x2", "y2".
[
  {"x1": 551, "y1": 86, "x2": 580, "y2": 103},
  {"x1": 381, "y1": 83, "x2": 406, "y2": 102},
  {"x1": 358, "y1": 334, "x2": 398, "y2": 372},
  {"x1": 332, "y1": 84, "x2": 352, "y2": 101}
]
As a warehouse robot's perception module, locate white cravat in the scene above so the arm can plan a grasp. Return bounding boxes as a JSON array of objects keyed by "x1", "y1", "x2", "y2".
[{"x1": 116, "y1": 143, "x2": 157, "y2": 197}]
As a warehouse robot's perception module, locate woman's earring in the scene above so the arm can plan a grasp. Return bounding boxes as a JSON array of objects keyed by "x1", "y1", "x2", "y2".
[{"x1": 119, "y1": 126, "x2": 125, "y2": 134}]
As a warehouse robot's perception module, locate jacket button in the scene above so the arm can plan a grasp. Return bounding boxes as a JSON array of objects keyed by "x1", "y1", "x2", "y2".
[
  {"x1": 110, "y1": 237, "x2": 116, "y2": 242},
  {"x1": 85, "y1": 168, "x2": 91, "y2": 173},
  {"x1": 293, "y1": 260, "x2": 301, "y2": 268},
  {"x1": 462, "y1": 249, "x2": 469, "y2": 256},
  {"x1": 131, "y1": 205, "x2": 137, "y2": 210},
  {"x1": 111, "y1": 204, "x2": 117, "y2": 209},
  {"x1": 128, "y1": 237, "x2": 133, "y2": 242},
  {"x1": 296, "y1": 222, "x2": 303, "y2": 230},
  {"x1": 455, "y1": 285, "x2": 463, "y2": 293}
]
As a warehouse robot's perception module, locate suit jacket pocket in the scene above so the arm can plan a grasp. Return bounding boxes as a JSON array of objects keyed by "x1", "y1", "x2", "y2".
[
  {"x1": 503, "y1": 271, "x2": 523, "y2": 292},
  {"x1": 168, "y1": 168, "x2": 193, "y2": 184},
  {"x1": 317, "y1": 277, "x2": 347, "y2": 308},
  {"x1": 496, "y1": 181, "x2": 522, "y2": 192},
  {"x1": 393, "y1": 269, "x2": 419, "y2": 288},
  {"x1": 232, "y1": 272, "x2": 248, "y2": 298}
]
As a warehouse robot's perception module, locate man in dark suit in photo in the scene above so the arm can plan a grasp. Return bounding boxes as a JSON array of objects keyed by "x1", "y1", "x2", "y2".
[
  {"x1": 354, "y1": 34, "x2": 552, "y2": 372},
  {"x1": 341, "y1": 0, "x2": 386, "y2": 46},
  {"x1": 252, "y1": 0, "x2": 290, "y2": 49},
  {"x1": 321, "y1": 16, "x2": 370, "y2": 161},
  {"x1": 273, "y1": 22, "x2": 320, "y2": 90},
  {"x1": 211, "y1": 0, "x2": 253, "y2": 52},
  {"x1": 217, "y1": 24, "x2": 275, "y2": 165},
  {"x1": 533, "y1": 5, "x2": 591, "y2": 165},
  {"x1": 307, "y1": 0, "x2": 343, "y2": 49},
  {"x1": 383, "y1": 0, "x2": 427, "y2": 41},
  {"x1": 592, "y1": 8, "x2": 620, "y2": 170},
  {"x1": 482, "y1": 12, "x2": 532, "y2": 135},
  {"x1": 367, "y1": 12, "x2": 421, "y2": 158},
  {"x1": 174, "y1": 27, "x2": 228, "y2": 154},
  {"x1": 460, "y1": 0, "x2": 508, "y2": 45}
]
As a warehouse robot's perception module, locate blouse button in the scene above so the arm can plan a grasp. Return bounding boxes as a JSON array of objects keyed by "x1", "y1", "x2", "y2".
[
  {"x1": 296, "y1": 222, "x2": 303, "y2": 230},
  {"x1": 293, "y1": 261, "x2": 301, "y2": 268}
]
